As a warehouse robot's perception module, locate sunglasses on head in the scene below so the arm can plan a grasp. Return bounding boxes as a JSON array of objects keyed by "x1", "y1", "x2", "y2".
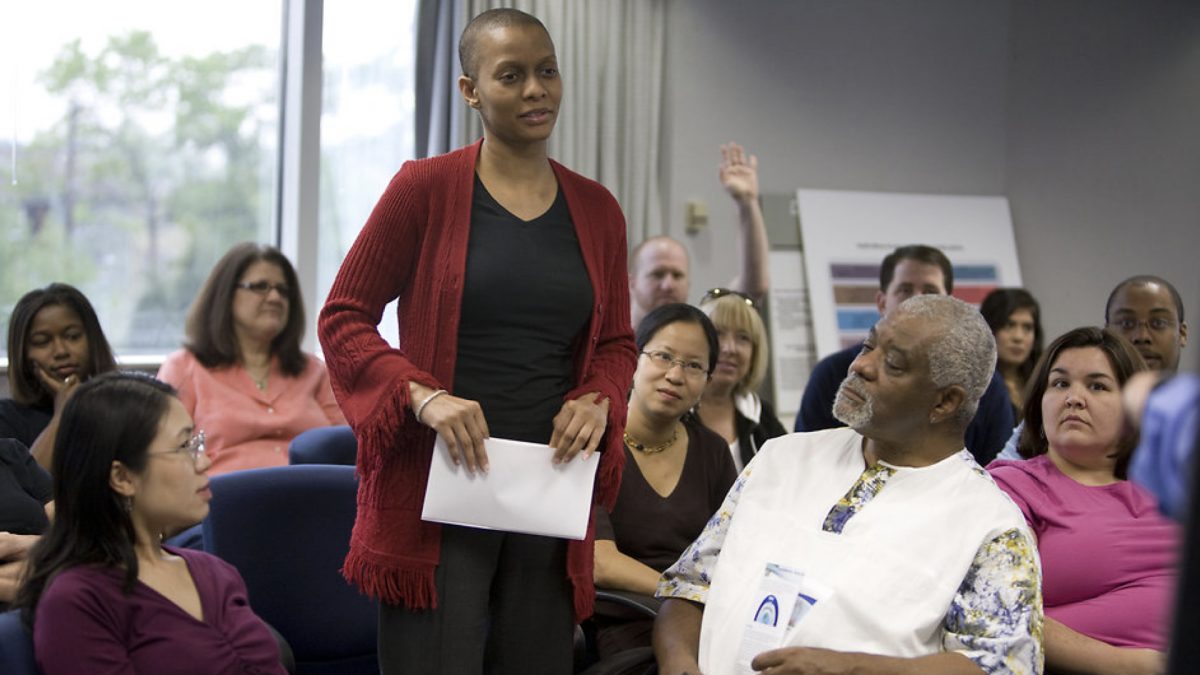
[{"x1": 700, "y1": 287, "x2": 757, "y2": 309}]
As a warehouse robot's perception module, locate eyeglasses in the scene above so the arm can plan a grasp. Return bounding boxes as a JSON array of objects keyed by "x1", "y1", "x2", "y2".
[
  {"x1": 1107, "y1": 317, "x2": 1177, "y2": 333},
  {"x1": 149, "y1": 431, "x2": 206, "y2": 465},
  {"x1": 237, "y1": 281, "x2": 290, "y2": 297},
  {"x1": 641, "y1": 350, "x2": 709, "y2": 378},
  {"x1": 700, "y1": 287, "x2": 756, "y2": 309}
]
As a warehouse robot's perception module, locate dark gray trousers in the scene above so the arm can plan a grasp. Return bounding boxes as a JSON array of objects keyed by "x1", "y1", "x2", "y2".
[{"x1": 378, "y1": 524, "x2": 575, "y2": 674}]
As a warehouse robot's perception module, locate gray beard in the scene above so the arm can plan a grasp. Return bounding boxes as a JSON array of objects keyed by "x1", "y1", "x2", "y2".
[{"x1": 833, "y1": 377, "x2": 874, "y2": 430}]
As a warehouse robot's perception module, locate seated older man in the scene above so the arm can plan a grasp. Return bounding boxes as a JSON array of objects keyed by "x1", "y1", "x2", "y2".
[{"x1": 653, "y1": 295, "x2": 1043, "y2": 675}]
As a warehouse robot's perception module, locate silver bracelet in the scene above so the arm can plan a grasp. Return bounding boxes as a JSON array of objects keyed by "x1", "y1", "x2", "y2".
[{"x1": 414, "y1": 389, "x2": 448, "y2": 425}]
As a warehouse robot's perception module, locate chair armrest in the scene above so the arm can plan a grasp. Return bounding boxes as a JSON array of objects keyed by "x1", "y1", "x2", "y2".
[{"x1": 594, "y1": 589, "x2": 662, "y2": 619}]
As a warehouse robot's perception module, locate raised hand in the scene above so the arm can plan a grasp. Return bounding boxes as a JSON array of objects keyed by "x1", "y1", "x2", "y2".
[{"x1": 719, "y1": 142, "x2": 759, "y2": 205}]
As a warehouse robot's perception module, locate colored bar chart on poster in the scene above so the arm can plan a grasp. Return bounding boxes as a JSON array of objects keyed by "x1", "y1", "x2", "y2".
[{"x1": 797, "y1": 190, "x2": 1021, "y2": 358}]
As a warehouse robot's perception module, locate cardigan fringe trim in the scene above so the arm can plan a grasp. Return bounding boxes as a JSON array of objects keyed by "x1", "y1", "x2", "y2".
[
  {"x1": 570, "y1": 570, "x2": 595, "y2": 621},
  {"x1": 341, "y1": 551, "x2": 438, "y2": 610},
  {"x1": 354, "y1": 398, "x2": 398, "y2": 482}
]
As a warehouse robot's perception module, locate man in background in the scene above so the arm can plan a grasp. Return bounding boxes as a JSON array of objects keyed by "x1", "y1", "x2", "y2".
[
  {"x1": 794, "y1": 244, "x2": 1013, "y2": 465},
  {"x1": 629, "y1": 143, "x2": 770, "y2": 328}
]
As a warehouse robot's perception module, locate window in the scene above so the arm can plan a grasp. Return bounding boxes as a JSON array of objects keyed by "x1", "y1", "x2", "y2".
[
  {"x1": 318, "y1": 1, "x2": 418, "y2": 347},
  {"x1": 0, "y1": 1, "x2": 284, "y2": 359}
]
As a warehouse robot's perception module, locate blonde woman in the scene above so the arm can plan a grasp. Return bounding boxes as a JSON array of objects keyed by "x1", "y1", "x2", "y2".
[{"x1": 696, "y1": 289, "x2": 786, "y2": 470}]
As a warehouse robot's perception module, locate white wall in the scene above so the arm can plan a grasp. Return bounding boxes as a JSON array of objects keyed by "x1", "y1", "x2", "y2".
[
  {"x1": 1006, "y1": 0, "x2": 1200, "y2": 369},
  {"x1": 662, "y1": 0, "x2": 1010, "y2": 289},
  {"x1": 660, "y1": 0, "x2": 1200, "y2": 373}
]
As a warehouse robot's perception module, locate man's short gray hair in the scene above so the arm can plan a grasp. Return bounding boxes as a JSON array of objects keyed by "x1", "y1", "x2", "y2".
[{"x1": 895, "y1": 295, "x2": 996, "y2": 426}]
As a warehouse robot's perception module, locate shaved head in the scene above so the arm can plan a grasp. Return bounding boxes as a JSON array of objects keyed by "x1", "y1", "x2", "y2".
[
  {"x1": 458, "y1": 8, "x2": 549, "y2": 79},
  {"x1": 629, "y1": 236, "x2": 691, "y2": 327}
]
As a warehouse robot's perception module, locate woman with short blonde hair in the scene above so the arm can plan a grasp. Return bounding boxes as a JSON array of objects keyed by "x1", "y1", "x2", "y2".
[{"x1": 697, "y1": 289, "x2": 786, "y2": 471}]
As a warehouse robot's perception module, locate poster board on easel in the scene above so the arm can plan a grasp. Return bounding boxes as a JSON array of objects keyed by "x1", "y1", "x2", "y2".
[
  {"x1": 766, "y1": 247, "x2": 816, "y2": 428},
  {"x1": 797, "y1": 189, "x2": 1023, "y2": 360}
]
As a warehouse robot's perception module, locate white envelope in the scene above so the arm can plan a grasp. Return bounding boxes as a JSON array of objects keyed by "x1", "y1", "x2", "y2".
[{"x1": 421, "y1": 435, "x2": 600, "y2": 540}]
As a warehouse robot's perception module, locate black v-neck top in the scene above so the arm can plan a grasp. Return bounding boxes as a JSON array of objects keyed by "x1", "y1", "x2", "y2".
[
  {"x1": 452, "y1": 175, "x2": 594, "y2": 443},
  {"x1": 595, "y1": 418, "x2": 738, "y2": 572}
]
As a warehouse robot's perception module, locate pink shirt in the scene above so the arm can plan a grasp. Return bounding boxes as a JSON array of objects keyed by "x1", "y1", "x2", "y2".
[
  {"x1": 158, "y1": 349, "x2": 346, "y2": 475},
  {"x1": 988, "y1": 454, "x2": 1178, "y2": 649}
]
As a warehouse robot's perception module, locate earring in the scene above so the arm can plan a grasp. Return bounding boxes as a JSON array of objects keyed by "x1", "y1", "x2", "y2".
[{"x1": 123, "y1": 496, "x2": 133, "y2": 513}]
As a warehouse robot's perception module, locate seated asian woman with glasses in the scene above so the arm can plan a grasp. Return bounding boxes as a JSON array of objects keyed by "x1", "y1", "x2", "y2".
[
  {"x1": 14, "y1": 372, "x2": 289, "y2": 674},
  {"x1": 592, "y1": 303, "x2": 738, "y2": 659},
  {"x1": 696, "y1": 288, "x2": 787, "y2": 471},
  {"x1": 157, "y1": 243, "x2": 345, "y2": 475}
]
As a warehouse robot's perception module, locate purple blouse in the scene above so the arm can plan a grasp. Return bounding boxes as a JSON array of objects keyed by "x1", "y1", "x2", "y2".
[
  {"x1": 34, "y1": 546, "x2": 285, "y2": 675},
  {"x1": 988, "y1": 455, "x2": 1179, "y2": 649}
]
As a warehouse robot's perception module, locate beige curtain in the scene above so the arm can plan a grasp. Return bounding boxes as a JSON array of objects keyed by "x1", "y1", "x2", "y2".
[{"x1": 453, "y1": 0, "x2": 668, "y2": 243}]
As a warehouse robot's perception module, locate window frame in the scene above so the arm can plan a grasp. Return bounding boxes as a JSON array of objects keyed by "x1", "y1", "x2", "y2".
[{"x1": 0, "y1": 0, "x2": 330, "y2": 373}]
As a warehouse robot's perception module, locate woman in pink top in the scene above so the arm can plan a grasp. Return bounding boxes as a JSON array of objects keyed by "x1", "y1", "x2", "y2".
[
  {"x1": 158, "y1": 243, "x2": 345, "y2": 474},
  {"x1": 989, "y1": 327, "x2": 1177, "y2": 675}
]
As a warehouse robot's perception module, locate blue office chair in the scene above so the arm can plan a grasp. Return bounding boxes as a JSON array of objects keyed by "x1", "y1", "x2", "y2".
[
  {"x1": 288, "y1": 425, "x2": 358, "y2": 466},
  {"x1": 0, "y1": 610, "x2": 38, "y2": 675},
  {"x1": 201, "y1": 465, "x2": 377, "y2": 675}
]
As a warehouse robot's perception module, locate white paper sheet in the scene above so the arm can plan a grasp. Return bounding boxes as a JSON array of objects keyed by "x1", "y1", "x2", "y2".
[{"x1": 421, "y1": 435, "x2": 600, "y2": 540}]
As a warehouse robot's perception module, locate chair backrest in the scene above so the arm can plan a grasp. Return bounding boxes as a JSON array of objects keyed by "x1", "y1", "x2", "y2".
[
  {"x1": 288, "y1": 425, "x2": 358, "y2": 466},
  {"x1": 201, "y1": 465, "x2": 377, "y2": 675},
  {"x1": 0, "y1": 610, "x2": 39, "y2": 675}
]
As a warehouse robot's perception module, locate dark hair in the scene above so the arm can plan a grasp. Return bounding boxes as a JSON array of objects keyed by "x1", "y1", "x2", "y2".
[
  {"x1": 980, "y1": 287, "x2": 1044, "y2": 384},
  {"x1": 184, "y1": 242, "x2": 306, "y2": 376},
  {"x1": 14, "y1": 372, "x2": 177, "y2": 628},
  {"x1": 458, "y1": 8, "x2": 549, "y2": 79},
  {"x1": 635, "y1": 303, "x2": 720, "y2": 375},
  {"x1": 879, "y1": 245, "x2": 954, "y2": 294},
  {"x1": 1017, "y1": 327, "x2": 1147, "y2": 478},
  {"x1": 1105, "y1": 275, "x2": 1185, "y2": 323},
  {"x1": 6, "y1": 283, "x2": 118, "y2": 407}
]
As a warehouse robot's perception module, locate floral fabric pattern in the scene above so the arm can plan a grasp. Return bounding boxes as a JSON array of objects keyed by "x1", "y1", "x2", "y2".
[
  {"x1": 946, "y1": 527, "x2": 1045, "y2": 674},
  {"x1": 656, "y1": 467, "x2": 751, "y2": 603},
  {"x1": 821, "y1": 463, "x2": 897, "y2": 533}
]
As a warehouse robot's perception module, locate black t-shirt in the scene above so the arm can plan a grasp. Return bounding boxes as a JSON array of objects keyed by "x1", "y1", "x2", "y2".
[
  {"x1": 452, "y1": 176, "x2": 594, "y2": 443},
  {"x1": 0, "y1": 398, "x2": 53, "y2": 449},
  {"x1": 0, "y1": 438, "x2": 52, "y2": 536},
  {"x1": 595, "y1": 417, "x2": 738, "y2": 572}
]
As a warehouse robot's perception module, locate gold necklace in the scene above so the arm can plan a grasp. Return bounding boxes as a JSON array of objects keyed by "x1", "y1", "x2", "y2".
[
  {"x1": 245, "y1": 364, "x2": 269, "y2": 391},
  {"x1": 623, "y1": 424, "x2": 679, "y2": 455}
]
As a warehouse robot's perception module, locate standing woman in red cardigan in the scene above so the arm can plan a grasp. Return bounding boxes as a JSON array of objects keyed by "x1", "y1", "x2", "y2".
[{"x1": 318, "y1": 8, "x2": 636, "y2": 674}]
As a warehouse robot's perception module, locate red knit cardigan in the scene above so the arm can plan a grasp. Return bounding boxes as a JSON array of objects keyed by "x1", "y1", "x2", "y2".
[{"x1": 317, "y1": 140, "x2": 636, "y2": 621}]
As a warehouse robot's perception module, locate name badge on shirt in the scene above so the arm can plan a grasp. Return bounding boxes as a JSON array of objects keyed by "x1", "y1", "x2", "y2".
[{"x1": 735, "y1": 562, "x2": 833, "y2": 675}]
